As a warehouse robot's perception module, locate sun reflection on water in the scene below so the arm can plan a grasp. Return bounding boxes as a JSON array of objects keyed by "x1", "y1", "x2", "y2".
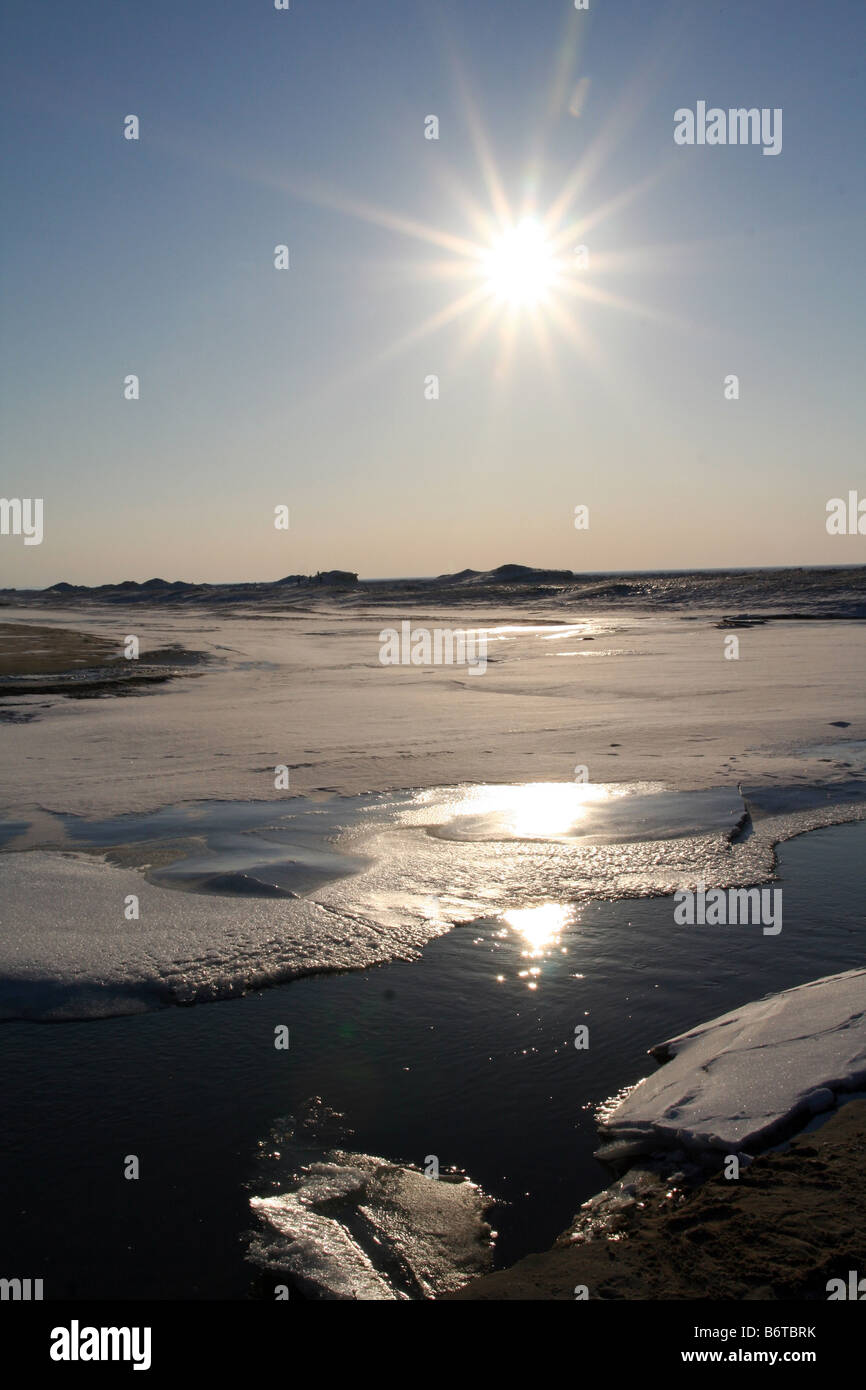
[
  {"x1": 441, "y1": 781, "x2": 615, "y2": 840},
  {"x1": 502, "y1": 902, "x2": 571, "y2": 955}
]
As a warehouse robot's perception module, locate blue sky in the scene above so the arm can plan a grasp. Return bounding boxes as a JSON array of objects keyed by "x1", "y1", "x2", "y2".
[{"x1": 2, "y1": 0, "x2": 864, "y2": 583}]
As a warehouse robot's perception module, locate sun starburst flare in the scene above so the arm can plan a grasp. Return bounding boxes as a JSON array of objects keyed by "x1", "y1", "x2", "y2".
[{"x1": 236, "y1": 37, "x2": 707, "y2": 404}]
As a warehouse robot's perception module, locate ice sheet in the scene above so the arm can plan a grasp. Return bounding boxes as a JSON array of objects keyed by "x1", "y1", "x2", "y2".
[{"x1": 1, "y1": 605, "x2": 863, "y2": 819}]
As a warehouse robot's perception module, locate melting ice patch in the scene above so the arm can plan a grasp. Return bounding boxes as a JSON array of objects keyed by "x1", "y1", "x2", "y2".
[
  {"x1": 597, "y1": 969, "x2": 866, "y2": 1161},
  {"x1": 246, "y1": 1107, "x2": 494, "y2": 1299}
]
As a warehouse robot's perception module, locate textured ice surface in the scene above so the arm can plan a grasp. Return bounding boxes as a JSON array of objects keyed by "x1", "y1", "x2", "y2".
[
  {"x1": 248, "y1": 1152, "x2": 494, "y2": 1300},
  {"x1": 599, "y1": 969, "x2": 866, "y2": 1158},
  {"x1": 0, "y1": 850, "x2": 446, "y2": 1020},
  {"x1": 0, "y1": 781, "x2": 863, "y2": 1019}
]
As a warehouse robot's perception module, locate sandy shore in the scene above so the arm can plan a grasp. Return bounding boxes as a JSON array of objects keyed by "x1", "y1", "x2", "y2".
[
  {"x1": 0, "y1": 620, "x2": 207, "y2": 706},
  {"x1": 450, "y1": 1099, "x2": 866, "y2": 1300}
]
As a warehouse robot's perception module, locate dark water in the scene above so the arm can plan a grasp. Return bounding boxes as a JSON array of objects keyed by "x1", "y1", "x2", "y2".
[
  {"x1": 0, "y1": 820, "x2": 29, "y2": 848},
  {"x1": 0, "y1": 819, "x2": 863, "y2": 1299}
]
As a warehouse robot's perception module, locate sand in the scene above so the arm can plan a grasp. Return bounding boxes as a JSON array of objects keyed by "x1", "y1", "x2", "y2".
[
  {"x1": 0, "y1": 620, "x2": 207, "y2": 703},
  {"x1": 449, "y1": 1099, "x2": 866, "y2": 1300}
]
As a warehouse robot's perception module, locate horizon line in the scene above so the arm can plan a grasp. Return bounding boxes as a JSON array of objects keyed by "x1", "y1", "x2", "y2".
[{"x1": 3, "y1": 560, "x2": 865, "y2": 593}]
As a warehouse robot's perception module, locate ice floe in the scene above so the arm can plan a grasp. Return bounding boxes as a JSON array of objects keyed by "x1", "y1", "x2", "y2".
[
  {"x1": 598, "y1": 969, "x2": 866, "y2": 1160},
  {"x1": 248, "y1": 1151, "x2": 494, "y2": 1299}
]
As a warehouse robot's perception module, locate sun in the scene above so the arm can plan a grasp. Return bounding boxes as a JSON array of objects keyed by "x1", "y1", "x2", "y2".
[
  {"x1": 482, "y1": 218, "x2": 558, "y2": 307},
  {"x1": 255, "y1": 50, "x2": 680, "y2": 401}
]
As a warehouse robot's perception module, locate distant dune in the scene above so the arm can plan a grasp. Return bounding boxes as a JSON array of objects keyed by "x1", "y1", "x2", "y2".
[{"x1": 2, "y1": 564, "x2": 865, "y2": 620}]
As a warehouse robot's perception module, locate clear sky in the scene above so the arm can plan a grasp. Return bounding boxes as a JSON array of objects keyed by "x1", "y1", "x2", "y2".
[{"x1": 1, "y1": 0, "x2": 864, "y2": 585}]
